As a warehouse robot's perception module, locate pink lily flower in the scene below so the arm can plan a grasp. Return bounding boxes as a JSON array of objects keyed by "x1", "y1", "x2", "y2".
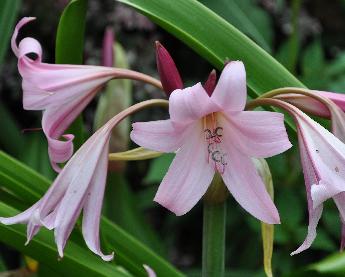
[
  {"x1": 0, "y1": 99, "x2": 165, "y2": 260},
  {"x1": 252, "y1": 98, "x2": 345, "y2": 254},
  {"x1": 130, "y1": 61, "x2": 292, "y2": 223},
  {"x1": 289, "y1": 103, "x2": 345, "y2": 255},
  {"x1": 12, "y1": 17, "x2": 161, "y2": 172},
  {"x1": 274, "y1": 90, "x2": 345, "y2": 251}
]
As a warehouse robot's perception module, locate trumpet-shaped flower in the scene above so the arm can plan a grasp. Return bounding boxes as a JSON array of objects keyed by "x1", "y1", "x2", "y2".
[
  {"x1": 0, "y1": 99, "x2": 165, "y2": 260},
  {"x1": 274, "y1": 90, "x2": 345, "y2": 251},
  {"x1": 257, "y1": 99, "x2": 345, "y2": 254},
  {"x1": 12, "y1": 17, "x2": 161, "y2": 172},
  {"x1": 131, "y1": 61, "x2": 292, "y2": 223}
]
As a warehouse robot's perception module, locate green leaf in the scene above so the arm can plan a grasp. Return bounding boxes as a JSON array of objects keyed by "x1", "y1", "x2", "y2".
[
  {"x1": 0, "y1": 0, "x2": 21, "y2": 65},
  {"x1": 145, "y1": 153, "x2": 174, "y2": 183},
  {"x1": 309, "y1": 251, "x2": 345, "y2": 274},
  {"x1": 0, "y1": 202, "x2": 131, "y2": 277},
  {"x1": 199, "y1": 0, "x2": 273, "y2": 52},
  {"x1": 302, "y1": 39, "x2": 324, "y2": 78},
  {"x1": 55, "y1": 0, "x2": 88, "y2": 150},
  {"x1": 116, "y1": 0, "x2": 305, "y2": 96},
  {"x1": 0, "y1": 103, "x2": 26, "y2": 156},
  {"x1": 0, "y1": 151, "x2": 50, "y2": 202},
  {"x1": 0, "y1": 0, "x2": 25, "y2": 157},
  {"x1": 0, "y1": 151, "x2": 184, "y2": 277},
  {"x1": 104, "y1": 173, "x2": 167, "y2": 257},
  {"x1": 55, "y1": 0, "x2": 87, "y2": 64},
  {"x1": 20, "y1": 132, "x2": 56, "y2": 180}
]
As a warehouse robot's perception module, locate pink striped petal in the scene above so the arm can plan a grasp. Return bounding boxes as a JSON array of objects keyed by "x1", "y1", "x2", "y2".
[
  {"x1": 211, "y1": 61, "x2": 247, "y2": 112},
  {"x1": 0, "y1": 201, "x2": 41, "y2": 225},
  {"x1": 220, "y1": 111, "x2": 292, "y2": 158},
  {"x1": 82, "y1": 142, "x2": 114, "y2": 261},
  {"x1": 221, "y1": 144, "x2": 280, "y2": 224},
  {"x1": 54, "y1": 130, "x2": 110, "y2": 257},
  {"x1": 131, "y1": 119, "x2": 186, "y2": 152},
  {"x1": 296, "y1": 111, "x2": 345, "y2": 192},
  {"x1": 291, "y1": 131, "x2": 323, "y2": 255},
  {"x1": 12, "y1": 18, "x2": 161, "y2": 171},
  {"x1": 169, "y1": 83, "x2": 219, "y2": 129},
  {"x1": 154, "y1": 123, "x2": 215, "y2": 216},
  {"x1": 42, "y1": 89, "x2": 98, "y2": 171}
]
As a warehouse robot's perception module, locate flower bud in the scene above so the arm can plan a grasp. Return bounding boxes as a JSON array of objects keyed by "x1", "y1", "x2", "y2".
[{"x1": 155, "y1": 41, "x2": 183, "y2": 96}]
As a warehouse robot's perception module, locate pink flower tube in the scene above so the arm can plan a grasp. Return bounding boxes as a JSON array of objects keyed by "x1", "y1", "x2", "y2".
[
  {"x1": 12, "y1": 17, "x2": 161, "y2": 172},
  {"x1": 249, "y1": 98, "x2": 345, "y2": 254},
  {"x1": 275, "y1": 90, "x2": 345, "y2": 118}
]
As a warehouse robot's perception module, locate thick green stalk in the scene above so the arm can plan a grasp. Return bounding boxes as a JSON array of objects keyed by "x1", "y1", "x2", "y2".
[{"x1": 202, "y1": 200, "x2": 226, "y2": 277}]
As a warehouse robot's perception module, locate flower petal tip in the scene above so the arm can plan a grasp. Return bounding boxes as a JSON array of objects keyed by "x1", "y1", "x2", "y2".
[
  {"x1": 143, "y1": 264, "x2": 156, "y2": 277},
  {"x1": 24, "y1": 238, "x2": 31, "y2": 246},
  {"x1": 101, "y1": 252, "x2": 114, "y2": 262},
  {"x1": 262, "y1": 213, "x2": 280, "y2": 225},
  {"x1": 153, "y1": 198, "x2": 187, "y2": 216},
  {"x1": 290, "y1": 249, "x2": 301, "y2": 256}
]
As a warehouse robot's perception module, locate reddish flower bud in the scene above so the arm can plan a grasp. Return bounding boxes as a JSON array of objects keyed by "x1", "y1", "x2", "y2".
[
  {"x1": 203, "y1": 69, "x2": 217, "y2": 96},
  {"x1": 102, "y1": 27, "x2": 115, "y2": 67},
  {"x1": 155, "y1": 41, "x2": 183, "y2": 96}
]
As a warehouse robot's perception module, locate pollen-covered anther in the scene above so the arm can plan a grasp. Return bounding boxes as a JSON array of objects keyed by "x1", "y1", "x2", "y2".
[{"x1": 203, "y1": 113, "x2": 227, "y2": 174}]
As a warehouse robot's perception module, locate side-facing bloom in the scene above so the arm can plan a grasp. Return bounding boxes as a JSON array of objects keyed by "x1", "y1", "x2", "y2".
[
  {"x1": 13, "y1": 17, "x2": 161, "y2": 171},
  {"x1": 131, "y1": 62, "x2": 292, "y2": 223},
  {"x1": 273, "y1": 89, "x2": 345, "y2": 250},
  {"x1": 0, "y1": 99, "x2": 166, "y2": 260},
  {"x1": 254, "y1": 98, "x2": 345, "y2": 254}
]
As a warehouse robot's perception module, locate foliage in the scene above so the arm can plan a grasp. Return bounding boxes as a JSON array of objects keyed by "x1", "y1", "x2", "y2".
[{"x1": 1, "y1": 0, "x2": 345, "y2": 276}]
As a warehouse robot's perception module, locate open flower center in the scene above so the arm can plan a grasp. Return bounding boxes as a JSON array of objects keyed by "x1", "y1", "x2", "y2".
[{"x1": 203, "y1": 112, "x2": 227, "y2": 174}]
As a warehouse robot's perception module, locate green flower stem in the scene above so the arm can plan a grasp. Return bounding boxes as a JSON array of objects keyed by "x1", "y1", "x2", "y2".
[{"x1": 202, "y1": 200, "x2": 226, "y2": 277}]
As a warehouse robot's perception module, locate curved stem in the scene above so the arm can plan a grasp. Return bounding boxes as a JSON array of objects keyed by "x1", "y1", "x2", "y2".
[
  {"x1": 253, "y1": 87, "x2": 339, "y2": 114},
  {"x1": 202, "y1": 200, "x2": 226, "y2": 277}
]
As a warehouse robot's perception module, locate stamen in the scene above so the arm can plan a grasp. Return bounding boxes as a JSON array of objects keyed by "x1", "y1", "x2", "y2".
[{"x1": 203, "y1": 113, "x2": 227, "y2": 174}]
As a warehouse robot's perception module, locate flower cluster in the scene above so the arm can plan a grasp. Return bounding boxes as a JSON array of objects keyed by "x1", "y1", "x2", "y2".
[{"x1": 3, "y1": 17, "x2": 345, "y2": 262}]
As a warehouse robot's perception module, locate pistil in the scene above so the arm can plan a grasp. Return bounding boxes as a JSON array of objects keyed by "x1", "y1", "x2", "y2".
[{"x1": 203, "y1": 113, "x2": 227, "y2": 174}]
